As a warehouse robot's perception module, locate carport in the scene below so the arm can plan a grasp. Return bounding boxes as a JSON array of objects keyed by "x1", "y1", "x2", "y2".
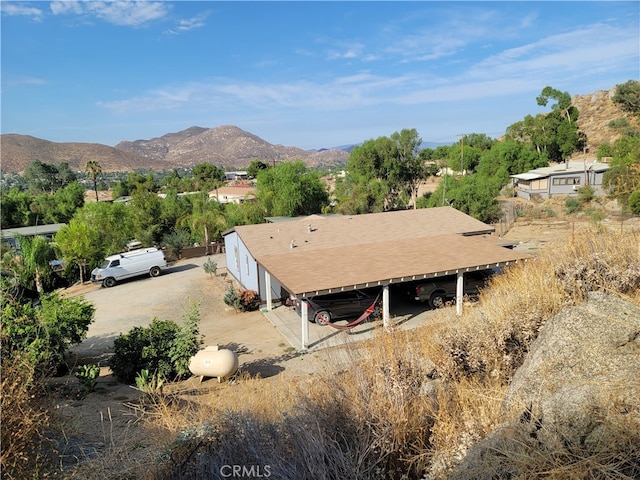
[
  {"x1": 260, "y1": 233, "x2": 530, "y2": 349},
  {"x1": 223, "y1": 207, "x2": 531, "y2": 350}
]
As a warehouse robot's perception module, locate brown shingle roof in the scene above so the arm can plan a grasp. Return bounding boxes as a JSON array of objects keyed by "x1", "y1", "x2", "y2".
[
  {"x1": 260, "y1": 234, "x2": 529, "y2": 295},
  {"x1": 226, "y1": 207, "x2": 531, "y2": 296},
  {"x1": 233, "y1": 206, "x2": 494, "y2": 258}
]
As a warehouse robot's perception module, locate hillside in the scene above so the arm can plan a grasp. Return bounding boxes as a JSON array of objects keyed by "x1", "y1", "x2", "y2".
[
  {"x1": 114, "y1": 125, "x2": 349, "y2": 170},
  {"x1": 0, "y1": 126, "x2": 349, "y2": 174},
  {"x1": 572, "y1": 85, "x2": 640, "y2": 155},
  {"x1": 0, "y1": 134, "x2": 166, "y2": 174}
]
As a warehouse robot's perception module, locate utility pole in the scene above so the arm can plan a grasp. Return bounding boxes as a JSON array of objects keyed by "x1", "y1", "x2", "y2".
[{"x1": 458, "y1": 133, "x2": 466, "y2": 176}]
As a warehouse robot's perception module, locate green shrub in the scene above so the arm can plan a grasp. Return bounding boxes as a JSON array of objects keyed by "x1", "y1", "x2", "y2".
[
  {"x1": 202, "y1": 258, "x2": 217, "y2": 277},
  {"x1": 223, "y1": 284, "x2": 241, "y2": 311},
  {"x1": 223, "y1": 286, "x2": 260, "y2": 312},
  {"x1": 135, "y1": 369, "x2": 165, "y2": 396},
  {"x1": 607, "y1": 117, "x2": 630, "y2": 129},
  {"x1": 162, "y1": 229, "x2": 192, "y2": 260},
  {"x1": 169, "y1": 301, "x2": 204, "y2": 378},
  {"x1": 565, "y1": 197, "x2": 581, "y2": 214},
  {"x1": 75, "y1": 364, "x2": 100, "y2": 392},
  {"x1": 1, "y1": 292, "x2": 94, "y2": 376},
  {"x1": 576, "y1": 185, "x2": 595, "y2": 204},
  {"x1": 110, "y1": 304, "x2": 203, "y2": 384},
  {"x1": 628, "y1": 188, "x2": 640, "y2": 215}
]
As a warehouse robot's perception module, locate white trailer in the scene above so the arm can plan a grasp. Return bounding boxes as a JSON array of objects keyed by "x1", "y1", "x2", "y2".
[{"x1": 91, "y1": 247, "x2": 168, "y2": 288}]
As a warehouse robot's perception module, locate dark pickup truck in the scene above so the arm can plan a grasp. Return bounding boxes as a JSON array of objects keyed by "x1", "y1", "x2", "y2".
[{"x1": 413, "y1": 270, "x2": 495, "y2": 308}]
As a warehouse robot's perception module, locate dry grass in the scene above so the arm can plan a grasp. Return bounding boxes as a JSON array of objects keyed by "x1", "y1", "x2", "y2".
[
  {"x1": 1, "y1": 352, "x2": 54, "y2": 480},
  {"x1": 436, "y1": 228, "x2": 640, "y2": 381},
  {"x1": 16, "y1": 228, "x2": 640, "y2": 479}
]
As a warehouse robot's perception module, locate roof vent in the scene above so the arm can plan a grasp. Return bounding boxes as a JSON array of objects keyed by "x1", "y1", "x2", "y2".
[
  {"x1": 307, "y1": 224, "x2": 312, "y2": 233},
  {"x1": 290, "y1": 240, "x2": 296, "y2": 249}
]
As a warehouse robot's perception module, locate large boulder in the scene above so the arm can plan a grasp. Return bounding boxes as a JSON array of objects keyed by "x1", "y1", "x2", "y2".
[{"x1": 448, "y1": 292, "x2": 640, "y2": 479}]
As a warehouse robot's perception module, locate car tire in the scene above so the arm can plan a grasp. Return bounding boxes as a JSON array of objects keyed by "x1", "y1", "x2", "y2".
[
  {"x1": 314, "y1": 310, "x2": 331, "y2": 325},
  {"x1": 103, "y1": 277, "x2": 116, "y2": 288},
  {"x1": 150, "y1": 266, "x2": 161, "y2": 277},
  {"x1": 429, "y1": 292, "x2": 446, "y2": 309}
]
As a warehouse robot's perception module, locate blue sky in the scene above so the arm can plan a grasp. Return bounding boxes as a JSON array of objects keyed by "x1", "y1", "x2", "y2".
[{"x1": 1, "y1": 1, "x2": 638, "y2": 150}]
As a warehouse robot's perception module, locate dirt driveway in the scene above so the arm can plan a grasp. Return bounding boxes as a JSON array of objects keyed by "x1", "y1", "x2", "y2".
[{"x1": 65, "y1": 254, "x2": 312, "y2": 378}]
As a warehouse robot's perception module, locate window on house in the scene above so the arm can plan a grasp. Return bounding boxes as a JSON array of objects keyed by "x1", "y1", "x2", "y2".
[
  {"x1": 553, "y1": 176, "x2": 581, "y2": 186},
  {"x1": 245, "y1": 255, "x2": 250, "y2": 275},
  {"x1": 234, "y1": 246, "x2": 239, "y2": 272}
]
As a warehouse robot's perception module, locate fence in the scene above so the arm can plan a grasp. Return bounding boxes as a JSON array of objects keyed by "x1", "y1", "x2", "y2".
[{"x1": 494, "y1": 200, "x2": 518, "y2": 237}]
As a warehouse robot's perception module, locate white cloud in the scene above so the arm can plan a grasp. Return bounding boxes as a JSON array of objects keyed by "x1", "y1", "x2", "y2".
[
  {"x1": 1, "y1": 2, "x2": 44, "y2": 21},
  {"x1": 468, "y1": 23, "x2": 639, "y2": 82},
  {"x1": 50, "y1": 0, "x2": 170, "y2": 26},
  {"x1": 164, "y1": 11, "x2": 208, "y2": 35},
  {"x1": 4, "y1": 75, "x2": 48, "y2": 87},
  {"x1": 327, "y1": 42, "x2": 364, "y2": 60}
]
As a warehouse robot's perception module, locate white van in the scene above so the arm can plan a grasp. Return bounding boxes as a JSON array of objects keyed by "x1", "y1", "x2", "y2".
[{"x1": 91, "y1": 247, "x2": 168, "y2": 288}]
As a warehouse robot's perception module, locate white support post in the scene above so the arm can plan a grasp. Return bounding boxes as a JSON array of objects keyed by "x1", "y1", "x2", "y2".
[
  {"x1": 383, "y1": 285, "x2": 390, "y2": 328},
  {"x1": 456, "y1": 271, "x2": 464, "y2": 316},
  {"x1": 265, "y1": 271, "x2": 272, "y2": 311},
  {"x1": 301, "y1": 300, "x2": 309, "y2": 350}
]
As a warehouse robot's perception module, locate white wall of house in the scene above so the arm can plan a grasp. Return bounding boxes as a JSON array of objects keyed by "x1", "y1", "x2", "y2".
[
  {"x1": 224, "y1": 231, "x2": 260, "y2": 293},
  {"x1": 257, "y1": 264, "x2": 287, "y2": 303},
  {"x1": 224, "y1": 231, "x2": 289, "y2": 304}
]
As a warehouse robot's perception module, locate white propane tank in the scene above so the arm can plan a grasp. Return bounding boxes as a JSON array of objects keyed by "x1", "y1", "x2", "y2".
[{"x1": 188, "y1": 345, "x2": 238, "y2": 382}]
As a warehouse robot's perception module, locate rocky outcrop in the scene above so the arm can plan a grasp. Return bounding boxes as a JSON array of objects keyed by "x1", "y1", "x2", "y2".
[
  {"x1": 448, "y1": 292, "x2": 640, "y2": 479},
  {"x1": 572, "y1": 85, "x2": 640, "y2": 155}
]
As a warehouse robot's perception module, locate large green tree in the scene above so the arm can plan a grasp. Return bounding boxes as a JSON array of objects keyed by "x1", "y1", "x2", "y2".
[
  {"x1": 0, "y1": 188, "x2": 34, "y2": 228},
  {"x1": 23, "y1": 160, "x2": 76, "y2": 194},
  {"x1": 247, "y1": 160, "x2": 270, "y2": 179},
  {"x1": 192, "y1": 163, "x2": 226, "y2": 191},
  {"x1": 129, "y1": 189, "x2": 163, "y2": 246},
  {"x1": 600, "y1": 134, "x2": 640, "y2": 210},
  {"x1": 70, "y1": 202, "x2": 134, "y2": 259},
  {"x1": 55, "y1": 220, "x2": 101, "y2": 283},
  {"x1": 336, "y1": 129, "x2": 427, "y2": 213},
  {"x1": 507, "y1": 86, "x2": 585, "y2": 163},
  {"x1": 612, "y1": 80, "x2": 640, "y2": 115},
  {"x1": 257, "y1": 161, "x2": 329, "y2": 217}
]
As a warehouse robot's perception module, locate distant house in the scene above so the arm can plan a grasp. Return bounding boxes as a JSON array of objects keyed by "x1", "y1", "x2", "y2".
[
  {"x1": 209, "y1": 186, "x2": 256, "y2": 204},
  {"x1": 224, "y1": 171, "x2": 249, "y2": 181},
  {"x1": 511, "y1": 160, "x2": 610, "y2": 200},
  {"x1": 1, "y1": 223, "x2": 66, "y2": 251}
]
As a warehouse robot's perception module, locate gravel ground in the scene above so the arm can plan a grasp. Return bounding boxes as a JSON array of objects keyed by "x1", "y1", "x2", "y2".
[{"x1": 65, "y1": 253, "x2": 297, "y2": 372}]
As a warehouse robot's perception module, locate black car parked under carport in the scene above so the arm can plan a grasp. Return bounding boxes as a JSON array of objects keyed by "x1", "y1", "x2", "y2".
[{"x1": 294, "y1": 288, "x2": 382, "y2": 325}]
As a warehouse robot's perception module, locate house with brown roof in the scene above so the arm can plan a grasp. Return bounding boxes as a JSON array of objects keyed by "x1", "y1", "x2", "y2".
[{"x1": 223, "y1": 207, "x2": 530, "y2": 335}]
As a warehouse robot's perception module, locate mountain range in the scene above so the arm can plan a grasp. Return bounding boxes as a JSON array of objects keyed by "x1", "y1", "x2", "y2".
[
  {"x1": 1, "y1": 85, "x2": 636, "y2": 174},
  {"x1": 0, "y1": 125, "x2": 350, "y2": 174}
]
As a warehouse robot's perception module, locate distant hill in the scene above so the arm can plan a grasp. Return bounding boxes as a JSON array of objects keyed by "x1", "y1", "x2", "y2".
[
  {"x1": 1, "y1": 83, "x2": 637, "y2": 174},
  {"x1": 114, "y1": 125, "x2": 349, "y2": 171},
  {"x1": 0, "y1": 134, "x2": 166, "y2": 174},
  {"x1": 0, "y1": 126, "x2": 349, "y2": 174}
]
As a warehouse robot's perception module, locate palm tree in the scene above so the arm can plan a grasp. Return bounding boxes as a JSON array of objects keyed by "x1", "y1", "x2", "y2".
[
  {"x1": 16, "y1": 234, "x2": 56, "y2": 294},
  {"x1": 190, "y1": 193, "x2": 227, "y2": 255},
  {"x1": 85, "y1": 160, "x2": 102, "y2": 202}
]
